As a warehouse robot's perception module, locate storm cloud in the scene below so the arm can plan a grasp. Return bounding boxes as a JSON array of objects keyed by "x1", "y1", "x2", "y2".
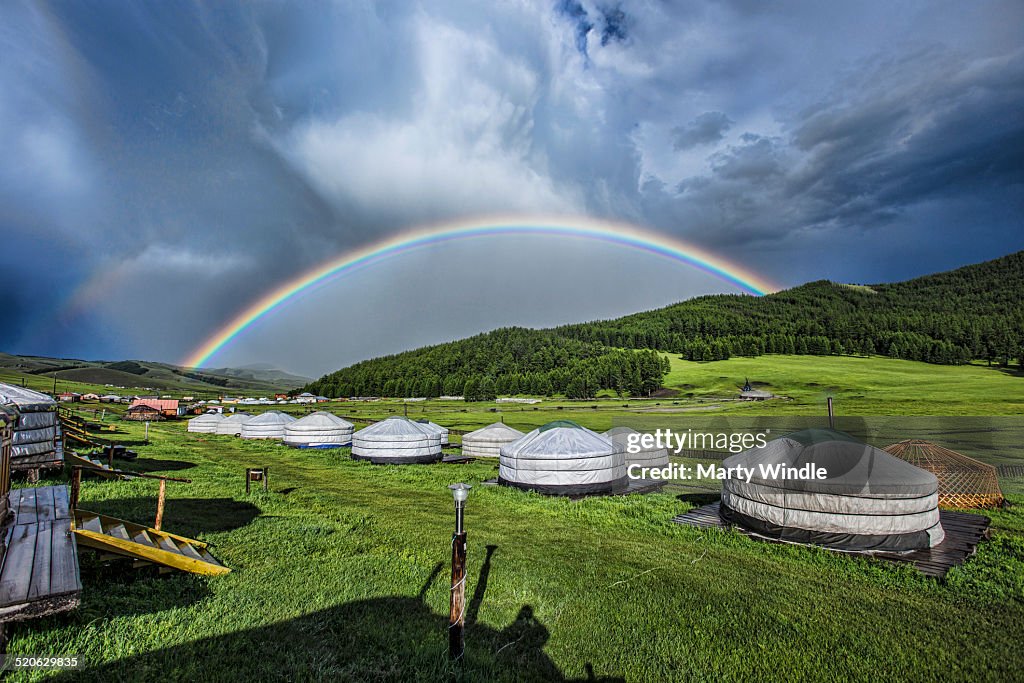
[{"x1": 0, "y1": 0, "x2": 1021, "y2": 374}]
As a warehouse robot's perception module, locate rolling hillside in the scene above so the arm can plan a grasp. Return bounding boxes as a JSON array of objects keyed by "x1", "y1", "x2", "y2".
[
  {"x1": 304, "y1": 251, "x2": 1024, "y2": 399},
  {"x1": 0, "y1": 353, "x2": 309, "y2": 394}
]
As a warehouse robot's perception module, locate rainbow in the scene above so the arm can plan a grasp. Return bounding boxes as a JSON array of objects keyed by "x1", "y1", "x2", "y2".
[{"x1": 182, "y1": 216, "x2": 779, "y2": 368}]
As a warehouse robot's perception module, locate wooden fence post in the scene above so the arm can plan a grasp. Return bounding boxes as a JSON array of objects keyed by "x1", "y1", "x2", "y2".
[
  {"x1": 70, "y1": 467, "x2": 81, "y2": 511},
  {"x1": 449, "y1": 530, "x2": 467, "y2": 659},
  {"x1": 154, "y1": 478, "x2": 166, "y2": 531}
]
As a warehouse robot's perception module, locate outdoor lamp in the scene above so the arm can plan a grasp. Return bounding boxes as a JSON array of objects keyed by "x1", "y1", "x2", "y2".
[
  {"x1": 447, "y1": 482, "x2": 472, "y2": 660},
  {"x1": 449, "y1": 482, "x2": 471, "y2": 534}
]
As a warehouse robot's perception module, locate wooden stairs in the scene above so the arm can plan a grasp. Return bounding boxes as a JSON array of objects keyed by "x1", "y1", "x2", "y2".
[{"x1": 72, "y1": 511, "x2": 230, "y2": 576}]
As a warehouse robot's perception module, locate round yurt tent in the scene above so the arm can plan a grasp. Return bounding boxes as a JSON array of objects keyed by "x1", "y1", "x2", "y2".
[
  {"x1": 0, "y1": 383, "x2": 59, "y2": 469},
  {"x1": 462, "y1": 422, "x2": 524, "y2": 458},
  {"x1": 499, "y1": 420, "x2": 626, "y2": 495},
  {"x1": 283, "y1": 412, "x2": 354, "y2": 448},
  {"x1": 187, "y1": 412, "x2": 225, "y2": 433},
  {"x1": 883, "y1": 439, "x2": 1004, "y2": 509},
  {"x1": 720, "y1": 429, "x2": 944, "y2": 551},
  {"x1": 240, "y1": 411, "x2": 296, "y2": 440},
  {"x1": 215, "y1": 412, "x2": 253, "y2": 436},
  {"x1": 351, "y1": 417, "x2": 442, "y2": 464},
  {"x1": 604, "y1": 426, "x2": 669, "y2": 469},
  {"x1": 416, "y1": 420, "x2": 449, "y2": 446}
]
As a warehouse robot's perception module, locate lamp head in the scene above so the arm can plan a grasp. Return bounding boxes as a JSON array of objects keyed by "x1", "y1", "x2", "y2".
[{"x1": 449, "y1": 482, "x2": 471, "y2": 505}]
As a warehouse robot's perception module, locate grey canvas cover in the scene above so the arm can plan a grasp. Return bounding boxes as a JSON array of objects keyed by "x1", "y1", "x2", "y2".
[
  {"x1": 284, "y1": 411, "x2": 354, "y2": 447},
  {"x1": 416, "y1": 420, "x2": 449, "y2": 446},
  {"x1": 462, "y1": 422, "x2": 524, "y2": 458},
  {"x1": 720, "y1": 429, "x2": 944, "y2": 551},
  {"x1": 0, "y1": 382, "x2": 57, "y2": 463},
  {"x1": 499, "y1": 420, "x2": 626, "y2": 495},
  {"x1": 604, "y1": 426, "x2": 670, "y2": 468},
  {"x1": 240, "y1": 411, "x2": 296, "y2": 440},
  {"x1": 215, "y1": 412, "x2": 254, "y2": 435},
  {"x1": 188, "y1": 413, "x2": 225, "y2": 433},
  {"x1": 351, "y1": 417, "x2": 442, "y2": 464}
]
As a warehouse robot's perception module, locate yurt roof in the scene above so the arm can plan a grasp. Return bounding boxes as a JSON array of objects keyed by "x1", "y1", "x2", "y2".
[
  {"x1": 220, "y1": 412, "x2": 254, "y2": 423},
  {"x1": 288, "y1": 412, "x2": 353, "y2": 430},
  {"x1": 504, "y1": 421, "x2": 616, "y2": 459},
  {"x1": 0, "y1": 383, "x2": 56, "y2": 410},
  {"x1": 190, "y1": 413, "x2": 224, "y2": 422},
  {"x1": 415, "y1": 419, "x2": 447, "y2": 433},
  {"x1": 358, "y1": 416, "x2": 434, "y2": 437},
  {"x1": 247, "y1": 411, "x2": 296, "y2": 426},
  {"x1": 604, "y1": 426, "x2": 638, "y2": 438},
  {"x1": 465, "y1": 422, "x2": 524, "y2": 439},
  {"x1": 723, "y1": 428, "x2": 937, "y2": 496}
]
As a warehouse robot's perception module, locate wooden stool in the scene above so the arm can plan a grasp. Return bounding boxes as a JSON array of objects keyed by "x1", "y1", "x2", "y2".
[{"x1": 245, "y1": 467, "x2": 269, "y2": 494}]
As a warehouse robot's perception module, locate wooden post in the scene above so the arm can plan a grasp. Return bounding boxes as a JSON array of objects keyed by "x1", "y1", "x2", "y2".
[
  {"x1": 245, "y1": 469, "x2": 250, "y2": 495},
  {"x1": 154, "y1": 478, "x2": 166, "y2": 531},
  {"x1": 108, "y1": 446, "x2": 115, "y2": 469},
  {"x1": 144, "y1": 421, "x2": 150, "y2": 443},
  {"x1": 263, "y1": 466, "x2": 269, "y2": 492},
  {"x1": 827, "y1": 397, "x2": 835, "y2": 430},
  {"x1": 70, "y1": 467, "x2": 81, "y2": 511},
  {"x1": 449, "y1": 531, "x2": 467, "y2": 660}
]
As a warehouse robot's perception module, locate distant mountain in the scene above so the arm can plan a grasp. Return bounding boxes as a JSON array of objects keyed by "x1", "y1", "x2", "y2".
[
  {"x1": 0, "y1": 353, "x2": 309, "y2": 394},
  {"x1": 303, "y1": 251, "x2": 1024, "y2": 399}
]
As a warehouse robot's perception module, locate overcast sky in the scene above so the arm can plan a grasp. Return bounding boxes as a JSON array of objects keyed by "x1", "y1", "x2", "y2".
[{"x1": 1, "y1": 1, "x2": 1022, "y2": 377}]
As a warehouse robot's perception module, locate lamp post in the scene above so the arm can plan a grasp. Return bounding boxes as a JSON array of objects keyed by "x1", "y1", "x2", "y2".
[{"x1": 448, "y1": 482, "x2": 471, "y2": 660}]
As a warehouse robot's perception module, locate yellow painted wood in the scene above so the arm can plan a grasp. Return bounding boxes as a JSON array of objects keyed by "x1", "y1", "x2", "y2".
[{"x1": 72, "y1": 511, "x2": 229, "y2": 577}]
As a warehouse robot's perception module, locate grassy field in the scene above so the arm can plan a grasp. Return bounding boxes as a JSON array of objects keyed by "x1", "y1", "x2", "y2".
[
  {"x1": 4, "y1": 354, "x2": 1022, "y2": 680},
  {"x1": 5, "y1": 411, "x2": 1024, "y2": 681}
]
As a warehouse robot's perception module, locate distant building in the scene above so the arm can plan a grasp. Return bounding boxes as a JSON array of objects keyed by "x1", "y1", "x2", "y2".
[
  {"x1": 57, "y1": 392, "x2": 80, "y2": 402},
  {"x1": 295, "y1": 392, "x2": 317, "y2": 404},
  {"x1": 124, "y1": 404, "x2": 164, "y2": 421},
  {"x1": 128, "y1": 398, "x2": 183, "y2": 417},
  {"x1": 739, "y1": 378, "x2": 774, "y2": 401},
  {"x1": 81, "y1": 393, "x2": 100, "y2": 402},
  {"x1": 274, "y1": 393, "x2": 289, "y2": 400}
]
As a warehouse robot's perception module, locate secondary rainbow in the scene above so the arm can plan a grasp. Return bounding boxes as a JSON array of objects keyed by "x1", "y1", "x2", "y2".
[{"x1": 182, "y1": 216, "x2": 779, "y2": 368}]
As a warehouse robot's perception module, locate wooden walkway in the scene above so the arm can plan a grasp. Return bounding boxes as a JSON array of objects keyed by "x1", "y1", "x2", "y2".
[
  {"x1": 0, "y1": 487, "x2": 81, "y2": 621},
  {"x1": 672, "y1": 501, "x2": 990, "y2": 579}
]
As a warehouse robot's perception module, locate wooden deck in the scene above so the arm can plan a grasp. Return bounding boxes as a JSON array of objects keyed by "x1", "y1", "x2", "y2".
[
  {"x1": 671, "y1": 501, "x2": 990, "y2": 579},
  {"x1": 0, "y1": 487, "x2": 81, "y2": 621}
]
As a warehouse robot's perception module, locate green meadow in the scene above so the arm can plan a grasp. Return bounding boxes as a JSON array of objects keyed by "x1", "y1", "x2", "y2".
[{"x1": 5, "y1": 353, "x2": 1024, "y2": 680}]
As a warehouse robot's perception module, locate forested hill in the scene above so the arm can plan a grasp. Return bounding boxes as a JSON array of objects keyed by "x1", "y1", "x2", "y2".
[
  {"x1": 558, "y1": 250, "x2": 1024, "y2": 365},
  {"x1": 303, "y1": 251, "x2": 1023, "y2": 399}
]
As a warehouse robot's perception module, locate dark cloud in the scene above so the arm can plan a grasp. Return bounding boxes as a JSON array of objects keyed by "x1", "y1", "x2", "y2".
[
  {"x1": 0, "y1": 0, "x2": 1021, "y2": 373},
  {"x1": 672, "y1": 112, "x2": 733, "y2": 150}
]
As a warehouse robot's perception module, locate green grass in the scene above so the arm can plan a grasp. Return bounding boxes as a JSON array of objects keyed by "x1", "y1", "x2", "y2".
[{"x1": 7, "y1": 418, "x2": 1024, "y2": 681}]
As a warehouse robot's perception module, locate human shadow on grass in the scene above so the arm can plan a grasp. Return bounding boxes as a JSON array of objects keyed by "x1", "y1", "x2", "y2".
[
  {"x1": 65, "y1": 551, "x2": 624, "y2": 682},
  {"x1": 78, "y1": 497, "x2": 260, "y2": 536}
]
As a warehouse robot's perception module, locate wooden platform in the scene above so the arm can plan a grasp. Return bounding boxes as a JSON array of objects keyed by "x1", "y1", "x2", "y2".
[
  {"x1": 671, "y1": 501, "x2": 990, "y2": 579},
  {"x1": 0, "y1": 487, "x2": 81, "y2": 621}
]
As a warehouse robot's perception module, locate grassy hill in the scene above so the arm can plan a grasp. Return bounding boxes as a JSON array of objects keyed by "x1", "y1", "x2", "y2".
[
  {"x1": 305, "y1": 251, "x2": 1024, "y2": 399},
  {"x1": 0, "y1": 353, "x2": 309, "y2": 396}
]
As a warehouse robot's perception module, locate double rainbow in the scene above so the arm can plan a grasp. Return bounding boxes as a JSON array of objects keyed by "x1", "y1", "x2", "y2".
[{"x1": 182, "y1": 216, "x2": 779, "y2": 368}]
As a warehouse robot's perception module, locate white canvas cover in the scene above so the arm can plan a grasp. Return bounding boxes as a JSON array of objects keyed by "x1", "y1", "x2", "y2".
[
  {"x1": 351, "y1": 417, "x2": 442, "y2": 463},
  {"x1": 284, "y1": 411, "x2": 354, "y2": 448},
  {"x1": 241, "y1": 411, "x2": 296, "y2": 440},
  {"x1": 499, "y1": 420, "x2": 626, "y2": 494},
  {"x1": 188, "y1": 412, "x2": 225, "y2": 433},
  {"x1": 604, "y1": 426, "x2": 670, "y2": 468},
  {"x1": 215, "y1": 412, "x2": 254, "y2": 435},
  {"x1": 0, "y1": 382, "x2": 57, "y2": 461},
  {"x1": 416, "y1": 420, "x2": 449, "y2": 446},
  {"x1": 720, "y1": 428, "x2": 944, "y2": 551},
  {"x1": 462, "y1": 422, "x2": 524, "y2": 458}
]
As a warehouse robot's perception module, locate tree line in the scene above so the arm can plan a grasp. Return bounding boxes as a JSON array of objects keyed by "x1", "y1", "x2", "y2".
[{"x1": 302, "y1": 251, "x2": 1023, "y2": 399}]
